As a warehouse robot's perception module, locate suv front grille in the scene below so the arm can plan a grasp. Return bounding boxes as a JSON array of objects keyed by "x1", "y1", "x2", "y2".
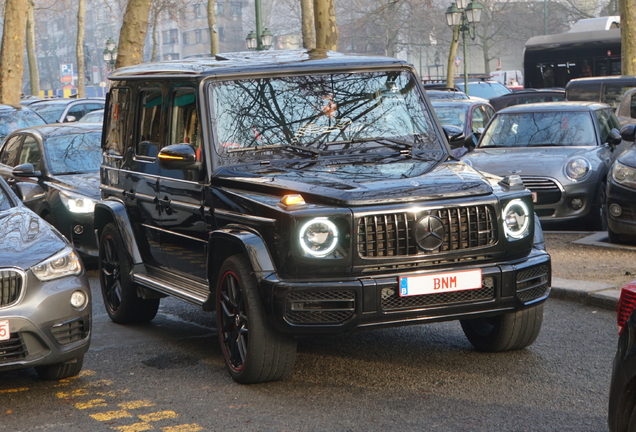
[
  {"x1": 0, "y1": 270, "x2": 23, "y2": 307},
  {"x1": 520, "y1": 177, "x2": 561, "y2": 205},
  {"x1": 0, "y1": 333, "x2": 28, "y2": 362},
  {"x1": 356, "y1": 205, "x2": 497, "y2": 258}
]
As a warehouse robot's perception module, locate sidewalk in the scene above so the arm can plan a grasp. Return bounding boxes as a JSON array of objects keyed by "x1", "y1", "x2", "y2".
[{"x1": 551, "y1": 277, "x2": 620, "y2": 311}]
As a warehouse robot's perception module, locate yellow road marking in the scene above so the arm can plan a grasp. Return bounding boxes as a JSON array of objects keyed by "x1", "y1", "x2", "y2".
[
  {"x1": 90, "y1": 410, "x2": 133, "y2": 421},
  {"x1": 87, "y1": 379, "x2": 114, "y2": 387},
  {"x1": 79, "y1": 370, "x2": 96, "y2": 377},
  {"x1": 96, "y1": 390, "x2": 131, "y2": 397},
  {"x1": 75, "y1": 399, "x2": 108, "y2": 409},
  {"x1": 119, "y1": 400, "x2": 156, "y2": 410},
  {"x1": 56, "y1": 389, "x2": 89, "y2": 398},
  {"x1": 161, "y1": 425, "x2": 203, "y2": 432},
  {"x1": 138, "y1": 411, "x2": 179, "y2": 422},
  {"x1": 111, "y1": 422, "x2": 153, "y2": 432},
  {"x1": 0, "y1": 388, "x2": 28, "y2": 394}
]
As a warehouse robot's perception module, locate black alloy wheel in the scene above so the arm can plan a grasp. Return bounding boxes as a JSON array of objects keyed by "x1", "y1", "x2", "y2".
[
  {"x1": 216, "y1": 254, "x2": 297, "y2": 384},
  {"x1": 99, "y1": 223, "x2": 159, "y2": 323}
]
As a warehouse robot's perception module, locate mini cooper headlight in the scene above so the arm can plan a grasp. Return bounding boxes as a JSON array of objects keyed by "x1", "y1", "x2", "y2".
[
  {"x1": 299, "y1": 218, "x2": 339, "y2": 257},
  {"x1": 60, "y1": 190, "x2": 97, "y2": 213},
  {"x1": 31, "y1": 246, "x2": 82, "y2": 281},
  {"x1": 612, "y1": 161, "x2": 636, "y2": 190},
  {"x1": 503, "y1": 199, "x2": 530, "y2": 240},
  {"x1": 564, "y1": 157, "x2": 591, "y2": 181}
]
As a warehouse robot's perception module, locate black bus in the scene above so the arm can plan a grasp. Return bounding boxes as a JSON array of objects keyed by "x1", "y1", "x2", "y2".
[{"x1": 523, "y1": 17, "x2": 621, "y2": 89}]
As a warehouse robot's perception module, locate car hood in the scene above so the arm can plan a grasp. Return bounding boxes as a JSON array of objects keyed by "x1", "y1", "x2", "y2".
[
  {"x1": 464, "y1": 147, "x2": 595, "y2": 176},
  {"x1": 54, "y1": 172, "x2": 101, "y2": 199},
  {"x1": 618, "y1": 145, "x2": 636, "y2": 168},
  {"x1": 215, "y1": 158, "x2": 492, "y2": 205},
  {"x1": 0, "y1": 206, "x2": 67, "y2": 269}
]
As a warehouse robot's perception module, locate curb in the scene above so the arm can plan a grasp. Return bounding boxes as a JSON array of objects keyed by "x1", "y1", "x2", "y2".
[{"x1": 551, "y1": 276, "x2": 620, "y2": 311}]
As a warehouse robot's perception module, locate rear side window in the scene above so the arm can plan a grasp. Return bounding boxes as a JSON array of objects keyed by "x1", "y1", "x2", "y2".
[
  {"x1": 0, "y1": 136, "x2": 22, "y2": 166},
  {"x1": 136, "y1": 89, "x2": 163, "y2": 157}
]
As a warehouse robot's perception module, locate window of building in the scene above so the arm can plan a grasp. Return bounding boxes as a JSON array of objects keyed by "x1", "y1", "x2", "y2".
[
  {"x1": 195, "y1": 29, "x2": 202, "y2": 44},
  {"x1": 162, "y1": 29, "x2": 178, "y2": 45},
  {"x1": 182, "y1": 31, "x2": 190, "y2": 46}
]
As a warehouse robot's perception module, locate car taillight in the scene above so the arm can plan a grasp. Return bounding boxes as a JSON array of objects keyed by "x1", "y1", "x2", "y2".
[{"x1": 618, "y1": 281, "x2": 636, "y2": 335}]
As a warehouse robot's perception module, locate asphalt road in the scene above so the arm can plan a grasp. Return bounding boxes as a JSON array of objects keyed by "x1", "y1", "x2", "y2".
[{"x1": 0, "y1": 270, "x2": 617, "y2": 432}]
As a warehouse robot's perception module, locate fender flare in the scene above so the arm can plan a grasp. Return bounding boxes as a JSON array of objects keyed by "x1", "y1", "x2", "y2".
[
  {"x1": 94, "y1": 199, "x2": 143, "y2": 264},
  {"x1": 208, "y1": 228, "x2": 276, "y2": 280}
]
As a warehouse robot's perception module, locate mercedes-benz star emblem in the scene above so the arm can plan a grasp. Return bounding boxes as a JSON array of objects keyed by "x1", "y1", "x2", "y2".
[{"x1": 413, "y1": 215, "x2": 445, "y2": 251}]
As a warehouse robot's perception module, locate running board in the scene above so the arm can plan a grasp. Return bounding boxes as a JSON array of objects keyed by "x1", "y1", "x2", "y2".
[{"x1": 133, "y1": 271, "x2": 209, "y2": 306}]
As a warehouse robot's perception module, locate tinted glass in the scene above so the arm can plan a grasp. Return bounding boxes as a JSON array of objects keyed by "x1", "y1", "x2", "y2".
[
  {"x1": 211, "y1": 71, "x2": 443, "y2": 164},
  {"x1": 0, "y1": 110, "x2": 46, "y2": 136},
  {"x1": 18, "y1": 136, "x2": 42, "y2": 171},
  {"x1": 0, "y1": 136, "x2": 22, "y2": 166},
  {"x1": 136, "y1": 90, "x2": 163, "y2": 157},
  {"x1": 480, "y1": 111, "x2": 596, "y2": 147},
  {"x1": 44, "y1": 131, "x2": 102, "y2": 174},
  {"x1": 30, "y1": 103, "x2": 67, "y2": 123}
]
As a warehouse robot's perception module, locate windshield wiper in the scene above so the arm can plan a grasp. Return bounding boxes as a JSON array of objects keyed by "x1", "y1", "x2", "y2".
[
  {"x1": 324, "y1": 137, "x2": 413, "y2": 155},
  {"x1": 228, "y1": 144, "x2": 319, "y2": 159}
]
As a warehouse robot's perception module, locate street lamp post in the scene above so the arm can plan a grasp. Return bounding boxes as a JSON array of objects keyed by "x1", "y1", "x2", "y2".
[
  {"x1": 245, "y1": 0, "x2": 273, "y2": 50},
  {"x1": 445, "y1": 0, "x2": 483, "y2": 95},
  {"x1": 102, "y1": 37, "x2": 118, "y2": 73}
]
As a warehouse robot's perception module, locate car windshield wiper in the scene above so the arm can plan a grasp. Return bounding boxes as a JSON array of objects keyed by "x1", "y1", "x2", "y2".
[
  {"x1": 526, "y1": 143, "x2": 561, "y2": 147},
  {"x1": 324, "y1": 137, "x2": 413, "y2": 154},
  {"x1": 228, "y1": 144, "x2": 319, "y2": 159}
]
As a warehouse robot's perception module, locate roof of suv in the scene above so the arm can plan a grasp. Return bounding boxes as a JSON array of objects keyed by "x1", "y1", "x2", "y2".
[{"x1": 110, "y1": 50, "x2": 410, "y2": 79}]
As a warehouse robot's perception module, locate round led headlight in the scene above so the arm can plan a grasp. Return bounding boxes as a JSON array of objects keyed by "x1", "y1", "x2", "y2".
[
  {"x1": 299, "y1": 218, "x2": 339, "y2": 257},
  {"x1": 503, "y1": 199, "x2": 530, "y2": 240},
  {"x1": 564, "y1": 157, "x2": 591, "y2": 181}
]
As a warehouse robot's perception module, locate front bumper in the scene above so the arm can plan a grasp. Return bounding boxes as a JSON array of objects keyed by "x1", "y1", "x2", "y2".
[
  {"x1": 609, "y1": 312, "x2": 636, "y2": 432},
  {"x1": 0, "y1": 270, "x2": 92, "y2": 373},
  {"x1": 263, "y1": 248, "x2": 550, "y2": 334},
  {"x1": 56, "y1": 209, "x2": 99, "y2": 258},
  {"x1": 607, "y1": 178, "x2": 636, "y2": 236},
  {"x1": 527, "y1": 176, "x2": 598, "y2": 222}
]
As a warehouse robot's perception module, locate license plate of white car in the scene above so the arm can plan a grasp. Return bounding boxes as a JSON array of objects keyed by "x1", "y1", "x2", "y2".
[
  {"x1": 0, "y1": 320, "x2": 10, "y2": 341},
  {"x1": 399, "y1": 269, "x2": 482, "y2": 297}
]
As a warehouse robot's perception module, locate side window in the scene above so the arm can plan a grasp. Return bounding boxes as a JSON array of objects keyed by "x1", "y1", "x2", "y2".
[
  {"x1": 164, "y1": 88, "x2": 203, "y2": 181},
  {"x1": 0, "y1": 136, "x2": 23, "y2": 166},
  {"x1": 595, "y1": 109, "x2": 620, "y2": 144},
  {"x1": 18, "y1": 136, "x2": 41, "y2": 171},
  {"x1": 483, "y1": 105, "x2": 495, "y2": 126},
  {"x1": 136, "y1": 89, "x2": 163, "y2": 157},
  {"x1": 67, "y1": 104, "x2": 86, "y2": 121},
  {"x1": 86, "y1": 103, "x2": 103, "y2": 113},
  {"x1": 471, "y1": 107, "x2": 486, "y2": 133},
  {"x1": 104, "y1": 87, "x2": 129, "y2": 158}
]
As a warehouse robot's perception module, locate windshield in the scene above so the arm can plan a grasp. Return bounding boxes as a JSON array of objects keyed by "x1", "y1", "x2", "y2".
[
  {"x1": 0, "y1": 111, "x2": 45, "y2": 138},
  {"x1": 457, "y1": 82, "x2": 511, "y2": 99},
  {"x1": 210, "y1": 71, "x2": 445, "y2": 164},
  {"x1": 432, "y1": 104, "x2": 468, "y2": 129},
  {"x1": 45, "y1": 131, "x2": 102, "y2": 174},
  {"x1": 30, "y1": 103, "x2": 66, "y2": 123},
  {"x1": 479, "y1": 111, "x2": 597, "y2": 148}
]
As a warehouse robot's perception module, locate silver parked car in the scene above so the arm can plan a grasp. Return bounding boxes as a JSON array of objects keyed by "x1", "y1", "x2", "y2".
[
  {"x1": 462, "y1": 102, "x2": 628, "y2": 229},
  {"x1": 0, "y1": 176, "x2": 91, "y2": 379}
]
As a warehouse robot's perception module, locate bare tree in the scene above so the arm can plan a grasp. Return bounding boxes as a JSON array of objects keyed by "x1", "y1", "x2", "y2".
[
  {"x1": 26, "y1": 0, "x2": 39, "y2": 96},
  {"x1": 314, "y1": 0, "x2": 338, "y2": 50},
  {"x1": 620, "y1": 0, "x2": 636, "y2": 75},
  {"x1": 76, "y1": 0, "x2": 86, "y2": 97},
  {"x1": 116, "y1": 0, "x2": 153, "y2": 68},
  {"x1": 301, "y1": 0, "x2": 316, "y2": 49},
  {"x1": 0, "y1": 0, "x2": 28, "y2": 104},
  {"x1": 208, "y1": 0, "x2": 219, "y2": 55}
]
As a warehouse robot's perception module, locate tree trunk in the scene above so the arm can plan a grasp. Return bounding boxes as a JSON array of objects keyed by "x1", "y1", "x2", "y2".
[
  {"x1": 76, "y1": 0, "x2": 86, "y2": 97},
  {"x1": 446, "y1": 27, "x2": 460, "y2": 88},
  {"x1": 313, "y1": 0, "x2": 338, "y2": 50},
  {"x1": 0, "y1": 0, "x2": 28, "y2": 105},
  {"x1": 208, "y1": 0, "x2": 219, "y2": 55},
  {"x1": 150, "y1": 11, "x2": 158, "y2": 62},
  {"x1": 116, "y1": 0, "x2": 152, "y2": 69},
  {"x1": 26, "y1": 0, "x2": 39, "y2": 96},
  {"x1": 301, "y1": 0, "x2": 315, "y2": 50},
  {"x1": 621, "y1": 0, "x2": 636, "y2": 75}
]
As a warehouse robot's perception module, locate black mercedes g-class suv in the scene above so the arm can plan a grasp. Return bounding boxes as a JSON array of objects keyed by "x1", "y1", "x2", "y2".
[{"x1": 95, "y1": 50, "x2": 551, "y2": 384}]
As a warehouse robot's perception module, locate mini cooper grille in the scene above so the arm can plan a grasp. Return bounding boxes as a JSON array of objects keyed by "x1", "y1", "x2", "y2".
[
  {"x1": 516, "y1": 265, "x2": 550, "y2": 303},
  {"x1": 520, "y1": 177, "x2": 562, "y2": 205},
  {"x1": 381, "y1": 283, "x2": 495, "y2": 311},
  {"x1": 0, "y1": 270, "x2": 22, "y2": 307},
  {"x1": 357, "y1": 205, "x2": 497, "y2": 258},
  {"x1": 285, "y1": 291, "x2": 355, "y2": 325},
  {"x1": 0, "y1": 333, "x2": 28, "y2": 362},
  {"x1": 51, "y1": 317, "x2": 89, "y2": 345}
]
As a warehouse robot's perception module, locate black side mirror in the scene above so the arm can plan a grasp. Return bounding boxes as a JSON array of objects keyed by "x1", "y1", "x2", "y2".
[
  {"x1": 607, "y1": 128, "x2": 622, "y2": 149},
  {"x1": 14, "y1": 182, "x2": 45, "y2": 204},
  {"x1": 158, "y1": 143, "x2": 200, "y2": 170},
  {"x1": 621, "y1": 124, "x2": 636, "y2": 142},
  {"x1": 12, "y1": 163, "x2": 41, "y2": 177},
  {"x1": 442, "y1": 124, "x2": 464, "y2": 144}
]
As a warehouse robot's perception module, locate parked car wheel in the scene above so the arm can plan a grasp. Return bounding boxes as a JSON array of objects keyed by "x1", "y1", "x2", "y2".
[
  {"x1": 587, "y1": 181, "x2": 607, "y2": 231},
  {"x1": 460, "y1": 304, "x2": 544, "y2": 352},
  {"x1": 217, "y1": 254, "x2": 296, "y2": 384},
  {"x1": 99, "y1": 223, "x2": 159, "y2": 323},
  {"x1": 35, "y1": 355, "x2": 84, "y2": 380}
]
